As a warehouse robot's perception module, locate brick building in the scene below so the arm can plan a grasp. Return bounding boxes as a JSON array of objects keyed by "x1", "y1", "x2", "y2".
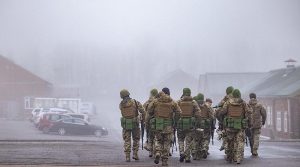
[
  {"x1": 246, "y1": 60, "x2": 300, "y2": 139},
  {"x1": 0, "y1": 55, "x2": 52, "y2": 118}
]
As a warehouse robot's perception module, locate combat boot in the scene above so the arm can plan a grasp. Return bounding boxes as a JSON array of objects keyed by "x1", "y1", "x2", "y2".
[
  {"x1": 202, "y1": 150, "x2": 207, "y2": 159},
  {"x1": 252, "y1": 150, "x2": 258, "y2": 156},
  {"x1": 125, "y1": 153, "x2": 130, "y2": 162},
  {"x1": 132, "y1": 151, "x2": 139, "y2": 160},
  {"x1": 149, "y1": 151, "x2": 153, "y2": 157},
  {"x1": 154, "y1": 153, "x2": 160, "y2": 164},
  {"x1": 179, "y1": 154, "x2": 185, "y2": 162},
  {"x1": 162, "y1": 158, "x2": 168, "y2": 166}
]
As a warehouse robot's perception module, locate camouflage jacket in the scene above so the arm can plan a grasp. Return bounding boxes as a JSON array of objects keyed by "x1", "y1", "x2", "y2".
[
  {"x1": 220, "y1": 98, "x2": 253, "y2": 128},
  {"x1": 177, "y1": 96, "x2": 201, "y2": 119},
  {"x1": 119, "y1": 97, "x2": 145, "y2": 123},
  {"x1": 143, "y1": 96, "x2": 156, "y2": 128},
  {"x1": 215, "y1": 94, "x2": 233, "y2": 122},
  {"x1": 248, "y1": 99, "x2": 266, "y2": 129},
  {"x1": 147, "y1": 92, "x2": 181, "y2": 133}
]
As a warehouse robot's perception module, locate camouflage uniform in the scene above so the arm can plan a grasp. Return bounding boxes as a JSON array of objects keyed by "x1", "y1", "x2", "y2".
[
  {"x1": 143, "y1": 89, "x2": 158, "y2": 157},
  {"x1": 248, "y1": 98, "x2": 266, "y2": 156},
  {"x1": 177, "y1": 95, "x2": 201, "y2": 162},
  {"x1": 119, "y1": 90, "x2": 145, "y2": 162},
  {"x1": 193, "y1": 101, "x2": 214, "y2": 160},
  {"x1": 216, "y1": 93, "x2": 233, "y2": 153},
  {"x1": 219, "y1": 90, "x2": 252, "y2": 164},
  {"x1": 147, "y1": 91, "x2": 181, "y2": 166}
]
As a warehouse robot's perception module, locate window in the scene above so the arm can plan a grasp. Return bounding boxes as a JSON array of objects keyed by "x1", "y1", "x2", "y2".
[
  {"x1": 50, "y1": 115, "x2": 60, "y2": 121},
  {"x1": 63, "y1": 119, "x2": 73, "y2": 123},
  {"x1": 24, "y1": 97, "x2": 31, "y2": 109},
  {"x1": 276, "y1": 111, "x2": 282, "y2": 131},
  {"x1": 284, "y1": 112, "x2": 288, "y2": 132},
  {"x1": 266, "y1": 106, "x2": 272, "y2": 126},
  {"x1": 73, "y1": 119, "x2": 85, "y2": 125}
]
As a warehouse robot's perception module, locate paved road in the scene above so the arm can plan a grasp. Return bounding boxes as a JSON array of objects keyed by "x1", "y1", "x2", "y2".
[{"x1": 0, "y1": 120, "x2": 299, "y2": 166}]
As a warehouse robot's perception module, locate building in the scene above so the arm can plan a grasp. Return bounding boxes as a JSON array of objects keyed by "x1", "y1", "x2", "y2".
[
  {"x1": 0, "y1": 55, "x2": 52, "y2": 118},
  {"x1": 150, "y1": 69, "x2": 198, "y2": 99},
  {"x1": 245, "y1": 60, "x2": 300, "y2": 139},
  {"x1": 198, "y1": 72, "x2": 267, "y2": 103}
]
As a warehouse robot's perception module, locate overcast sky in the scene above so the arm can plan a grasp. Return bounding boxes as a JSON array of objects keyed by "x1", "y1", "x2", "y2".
[{"x1": 0, "y1": 0, "x2": 299, "y2": 80}]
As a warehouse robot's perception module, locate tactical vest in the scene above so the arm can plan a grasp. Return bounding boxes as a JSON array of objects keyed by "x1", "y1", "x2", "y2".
[
  {"x1": 154, "y1": 101, "x2": 173, "y2": 119},
  {"x1": 227, "y1": 104, "x2": 244, "y2": 118},
  {"x1": 200, "y1": 105, "x2": 210, "y2": 118},
  {"x1": 120, "y1": 100, "x2": 137, "y2": 119},
  {"x1": 179, "y1": 101, "x2": 193, "y2": 117},
  {"x1": 224, "y1": 103, "x2": 247, "y2": 130}
]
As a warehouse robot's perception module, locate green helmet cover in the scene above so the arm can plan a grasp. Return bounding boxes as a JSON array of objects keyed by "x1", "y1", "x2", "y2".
[
  {"x1": 183, "y1": 88, "x2": 191, "y2": 96},
  {"x1": 226, "y1": 86, "x2": 234, "y2": 95},
  {"x1": 232, "y1": 89, "x2": 241, "y2": 98},
  {"x1": 197, "y1": 93, "x2": 204, "y2": 101},
  {"x1": 150, "y1": 89, "x2": 158, "y2": 97}
]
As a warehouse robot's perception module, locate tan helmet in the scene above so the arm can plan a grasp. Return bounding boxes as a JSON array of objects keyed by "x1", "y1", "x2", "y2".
[{"x1": 120, "y1": 89, "x2": 130, "y2": 98}]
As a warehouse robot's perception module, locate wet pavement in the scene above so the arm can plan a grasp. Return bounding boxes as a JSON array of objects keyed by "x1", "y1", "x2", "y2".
[{"x1": 0, "y1": 120, "x2": 299, "y2": 166}]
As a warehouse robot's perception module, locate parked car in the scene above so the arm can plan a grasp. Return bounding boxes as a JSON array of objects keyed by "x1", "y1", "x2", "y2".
[
  {"x1": 65, "y1": 113, "x2": 90, "y2": 122},
  {"x1": 33, "y1": 108, "x2": 73, "y2": 127},
  {"x1": 38, "y1": 113, "x2": 72, "y2": 132},
  {"x1": 30, "y1": 108, "x2": 42, "y2": 122},
  {"x1": 47, "y1": 118, "x2": 108, "y2": 137}
]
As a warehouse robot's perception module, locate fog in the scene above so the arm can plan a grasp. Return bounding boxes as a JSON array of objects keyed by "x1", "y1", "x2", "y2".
[{"x1": 0, "y1": 0, "x2": 300, "y2": 140}]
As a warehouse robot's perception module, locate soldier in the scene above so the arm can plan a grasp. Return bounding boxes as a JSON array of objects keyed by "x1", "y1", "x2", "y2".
[
  {"x1": 248, "y1": 93, "x2": 266, "y2": 156},
  {"x1": 191, "y1": 93, "x2": 204, "y2": 160},
  {"x1": 193, "y1": 95, "x2": 214, "y2": 160},
  {"x1": 177, "y1": 88, "x2": 201, "y2": 163},
  {"x1": 143, "y1": 89, "x2": 158, "y2": 157},
  {"x1": 147, "y1": 88, "x2": 181, "y2": 166},
  {"x1": 215, "y1": 86, "x2": 234, "y2": 152},
  {"x1": 219, "y1": 89, "x2": 252, "y2": 164},
  {"x1": 119, "y1": 89, "x2": 145, "y2": 162}
]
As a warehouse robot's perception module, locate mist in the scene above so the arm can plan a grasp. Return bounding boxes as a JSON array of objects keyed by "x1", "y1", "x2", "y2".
[{"x1": 0, "y1": 0, "x2": 300, "y2": 138}]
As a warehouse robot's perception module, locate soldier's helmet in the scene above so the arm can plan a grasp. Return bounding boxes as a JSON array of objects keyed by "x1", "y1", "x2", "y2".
[
  {"x1": 120, "y1": 89, "x2": 130, "y2": 98},
  {"x1": 249, "y1": 93, "x2": 256, "y2": 99},
  {"x1": 197, "y1": 93, "x2": 204, "y2": 101},
  {"x1": 232, "y1": 89, "x2": 241, "y2": 98},
  {"x1": 183, "y1": 88, "x2": 191, "y2": 96},
  {"x1": 226, "y1": 86, "x2": 234, "y2": 95},
  {"x1": 193, "y1": 96, "x2": 198, "y2": 101},
  {"x1": 150, "y1": 89, "x2": 158, "y2": 97}
]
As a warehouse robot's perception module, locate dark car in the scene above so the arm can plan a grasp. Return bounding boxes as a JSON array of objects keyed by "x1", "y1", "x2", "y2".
[
  {"x1": 47, "y1": 118, "x2": 108, "y2": 137},
  {"x1": 38, "y1": 113, "x2": 72, "y2": 132}
]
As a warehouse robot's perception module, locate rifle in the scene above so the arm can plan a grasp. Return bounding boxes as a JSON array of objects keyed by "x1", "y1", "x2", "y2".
[
  {"x1": 245, "y1": 128, "x2": 253, "y2": 151},
  {"x1": 134, "y1": 100, "x2": 144, "y2": 150},
  {"x1": 172, "y1": 124, "x2": 177, "y2": 153},
  {"x1": 141, "y1": 120, "x2": 145, "y2": 150},
  {"x1": 211, "y1": 119, "x2": 216, "y2": 145}
]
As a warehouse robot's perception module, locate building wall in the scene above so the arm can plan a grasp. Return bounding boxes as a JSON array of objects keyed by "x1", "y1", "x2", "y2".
[
  {"x1": 261, "y1": 97, "x2": 300, "y2": 139},
  {"x1": 0, "y1": 57, "x2": 52, "y2": 119}
]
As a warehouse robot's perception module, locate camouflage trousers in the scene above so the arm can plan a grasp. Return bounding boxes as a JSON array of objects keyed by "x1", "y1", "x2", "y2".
[
  {"x1": 225, "y1": 129, "x2": 245, "y2": 162},
  {"x1": 154, "y1": 132, "x2": 172, "y2": 161},
  {"x1": 122, "y1": 128, "x2": 140, "y2": 154},
  {"x1": 145, "y1": 129, "x2": 155, "y2": 153},
  {"x1": 192, "y1": 129, "x2": 210, "y2": 160},
  {"x1": 177, "y1": 129, "x2": 193, "y2": 160},
  {"x1": 250, "y1": 128, "x2": 261, "y2": 154}
]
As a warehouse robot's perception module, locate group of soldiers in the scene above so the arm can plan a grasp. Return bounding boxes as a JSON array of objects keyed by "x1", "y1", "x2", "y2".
[{"x1": 119, "y1": 86, "x2": 266, "y2": 166}]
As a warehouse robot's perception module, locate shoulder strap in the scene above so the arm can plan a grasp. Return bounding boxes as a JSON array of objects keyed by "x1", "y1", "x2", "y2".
[{"x1": 134, "y1": 100, "x2": 139, "y2": 117}]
